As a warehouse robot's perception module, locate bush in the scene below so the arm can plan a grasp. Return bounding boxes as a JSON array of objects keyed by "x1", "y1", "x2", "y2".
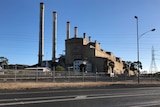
[{"x1": 56, "y1": 66, "x2": 65, "y2": 71}]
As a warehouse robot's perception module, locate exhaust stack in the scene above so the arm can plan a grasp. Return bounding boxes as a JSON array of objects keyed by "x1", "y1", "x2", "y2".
[
  {"x1": 89, "y1": 36, "x2": 91, "y2": 42},
  {"x1": 38, "y1": 2, "x2": 44, "y2": 66},
  {"x1": 52, "y1": 11, "x2": 57, "y2": 63},
  {"x1": 74, "y1": 26, "x2": 78, "y2": 38},
  {"x1": 83, "y1": 33, "x2": 86, "y2": 39},
  {"x1": 66, "y1": 21, "x2": 70, "y2": 39}
]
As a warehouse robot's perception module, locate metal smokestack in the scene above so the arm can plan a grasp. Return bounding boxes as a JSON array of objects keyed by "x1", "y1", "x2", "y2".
[
  {"x1": 38, "y1": 2, "x2": 44, "y2": 66},
  {"x1": 74, "y1": 26, "x2": 78, "y2": 38},
  {"x1": 66, "y1": 21, "x2": 70, "y2": 39},
  {"x1": 52, "y1": 11, "x2": 57, "y2": 63},
  {"x1": 89, "y1": 36, "x2": 91, "y2": 42},
  {"x1": 83, "y1": 33, "x2": 86, "y2": 39}
]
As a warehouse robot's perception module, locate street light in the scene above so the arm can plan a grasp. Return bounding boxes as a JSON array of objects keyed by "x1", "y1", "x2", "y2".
[
  {"x1": 134, "y1": 16, "x2": 155, "y2": 84},
  {"x1": 139, "y1": 28, "x2": 156, "y2": 39}
]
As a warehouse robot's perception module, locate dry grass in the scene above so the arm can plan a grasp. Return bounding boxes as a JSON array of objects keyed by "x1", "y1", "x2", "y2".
[
  {"x1": 0, "y1": 81, "x2": 160, "y2": 90},
  {"x1": 0, "y1": 82, "x2": 108, "y2": 90}
]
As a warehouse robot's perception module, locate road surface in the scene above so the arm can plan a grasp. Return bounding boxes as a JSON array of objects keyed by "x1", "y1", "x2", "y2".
[{"x1": 0, "y1": 87, "x2": 160, "y2": 107}]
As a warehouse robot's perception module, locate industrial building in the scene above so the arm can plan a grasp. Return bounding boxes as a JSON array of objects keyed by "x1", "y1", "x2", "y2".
[
  {"x1": 36, "y1": 2, "x2": 136, "y2": 76},
  {"x1": 64, "y1": 22, "x2": 136, "y2": 75},
  {"x1": 65, "y1": 32, "x2": 136, "y2": 75}
]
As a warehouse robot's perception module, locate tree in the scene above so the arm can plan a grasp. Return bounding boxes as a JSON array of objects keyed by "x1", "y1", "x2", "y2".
[
  {"x1": 0, "y1": 57, "x2": 8, "y2": 69},
  {"x1": 58, "y1": 55, "x2": 65, "y2": 67},
  {"x1": 123, "y1": 61, "x2": 130, "y2": 76},
  {"x1": 130, "y1": 61, "x2": 142, "y2": 74},
  {"x1": 109, "y1": 60, "x2": 115, "y2": 73},
  {"x1": 104, "y1": 59, "x2": 115, "y2": 73},
  {"x1": 56, "y1": 65, "x2": 65, "y2": 71},
  {"x1": 79, "y1": 64, "x2": 86, "y2": 72},
  {"x1": 104, "y1": 59, "x2": 109, "y2": 73}
]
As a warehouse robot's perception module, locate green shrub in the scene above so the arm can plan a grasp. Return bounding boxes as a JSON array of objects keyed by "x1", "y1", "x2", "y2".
[{"x1": 56, "y1": 65, "x2": 65, "y2": 71}]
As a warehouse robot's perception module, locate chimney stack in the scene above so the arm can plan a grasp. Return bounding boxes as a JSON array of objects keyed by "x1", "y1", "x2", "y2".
[
  {"x1": 89, "y1": 36, "x2": 91, "y2": 42},
  {"x1": 66, "y1": 21, "x2": 70, "y2": 39},
  {"x1": 83, "y1": 33, "x2": 86, "y2": 39},
  {"x1": 38, "y1": 2, "x2": 44, "y2": 66},
  {"x1": 52, "y1": 11, "x2": 57, "y2": 63},
  {"x1": 74, "y1": 26, "x2": 78, "y2": 38},
  {"x1": 95, "y1": 40, "x2": 97, "y2": 43}
]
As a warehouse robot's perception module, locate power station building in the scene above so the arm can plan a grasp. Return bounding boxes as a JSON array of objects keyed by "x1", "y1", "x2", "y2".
[
  {"x1": 65, "y1": 31, "x2": 126, "y2": 75},
  {"x1": 37, "y1": 3, "x2": 136, "y2": 76}
]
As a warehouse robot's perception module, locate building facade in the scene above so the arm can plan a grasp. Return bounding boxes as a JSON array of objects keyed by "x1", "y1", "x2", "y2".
[
  {"x1": 73, "y1": 60, "x2": 92, "y2": 72},
  {"x1": 65, "y1": 34, "x2": 126, "y2": 74},
  {"x1": 65, "y1": 36, "x2": 135, "y2": 75}
]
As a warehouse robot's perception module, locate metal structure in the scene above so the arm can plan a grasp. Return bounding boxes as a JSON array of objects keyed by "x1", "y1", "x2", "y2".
[
  {"x1": 52, "y1": 12, "x2": 57, "y2": 63},
  {"x1": 66, "y1": 21, "x2": 70, "y2": 39},
  {"x1": 38, "y1": 2, "x2": 44, "y2": 66},
  {"x1": 149, "y1": 46, "x2": 157, "y2": 74},
  {"x1": 74, "y1": 26, "x2": 78, "y2": 38}
]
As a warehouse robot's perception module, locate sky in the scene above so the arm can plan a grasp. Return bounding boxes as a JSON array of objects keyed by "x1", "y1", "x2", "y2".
[{"x1": 0, "y1": 0, "x2": 160, "y2": 72}]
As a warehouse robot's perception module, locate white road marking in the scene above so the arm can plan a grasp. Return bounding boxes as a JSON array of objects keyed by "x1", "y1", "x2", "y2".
[
  {"x1": 75, "y1": 95, "x2": 87, "y2": 99},
  {"x1": 14, "y1": 98, "x2": 18, "y2": 101},
  {"x1": 0, "y1": 87, "x2": 160, "y2": 106}
]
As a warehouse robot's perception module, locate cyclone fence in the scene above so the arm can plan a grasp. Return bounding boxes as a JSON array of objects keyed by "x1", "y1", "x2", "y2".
[{"x1": 0, "y1": 69, "x2": 160, "y2": 83}]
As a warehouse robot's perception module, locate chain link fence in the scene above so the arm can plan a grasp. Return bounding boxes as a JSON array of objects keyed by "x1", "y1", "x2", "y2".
[{"x1": 0, "y1": 69, "x2": 160, "y2": 83}]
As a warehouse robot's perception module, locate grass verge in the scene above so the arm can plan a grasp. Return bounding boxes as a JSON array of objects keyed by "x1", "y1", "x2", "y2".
[{"x1": 0, "y1": 81, "x2": 160, "y2": 90}]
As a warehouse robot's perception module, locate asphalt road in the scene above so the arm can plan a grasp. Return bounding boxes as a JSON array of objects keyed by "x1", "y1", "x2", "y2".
[{"x1": 0, "y1": 87, "x2": 160, "y2": 107}]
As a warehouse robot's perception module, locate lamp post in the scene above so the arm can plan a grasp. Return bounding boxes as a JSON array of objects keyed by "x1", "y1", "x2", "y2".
[{"x1": 134, "y1": 16, "x2": 155, "y2": 84}]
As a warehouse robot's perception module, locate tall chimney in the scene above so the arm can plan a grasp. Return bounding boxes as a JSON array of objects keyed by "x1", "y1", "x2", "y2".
[
  {"x1": 38, "y1": 2, "x2": 44, "y2": 66},
  {"x1": 83, "y1": 33, "x2": 86, "y2": 39},
  {"x1": 52, "y1": 11, "x2": 57, "y2": 63},
  {"x1": 74, "y1": 26, "x2": 78, "y2": 38},
  {"x1": 95, "y1": 40, "x2": 97, "y2": 43},
  {"x1": 89, "y1": 36, "x2": 91, "y2": 42},
  {"x1": 66, "y1": 21, "x2": 70, "y2": 39}
]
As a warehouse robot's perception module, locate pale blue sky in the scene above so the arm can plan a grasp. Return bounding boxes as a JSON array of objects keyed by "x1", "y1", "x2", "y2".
[{"x1": 0, "y1": 0, "x2": 160, "y2": 72}]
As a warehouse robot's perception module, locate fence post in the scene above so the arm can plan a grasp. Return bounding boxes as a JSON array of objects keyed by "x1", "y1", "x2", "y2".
[
  {"x1": 14, "y1": 64, "x2": 17, "y2": 82},
  {"x1": 68, "y1": 67, "x2": 70, "y2": 82},
  {"x1": 95, "y1": 67, "x2": 97, "y2": 82},
  {"x1": 82, "y1": 67, "x2": 84, "y2": 82},
  {"x1": 36, "y1": 67, "x2": 38, "y2": 82},
  {"x1": 96, "y1": 72, "x2": 97, "y2": 82},
  {"x1": 52, "y1": 66, "x2": 55, "y2": 82}
]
